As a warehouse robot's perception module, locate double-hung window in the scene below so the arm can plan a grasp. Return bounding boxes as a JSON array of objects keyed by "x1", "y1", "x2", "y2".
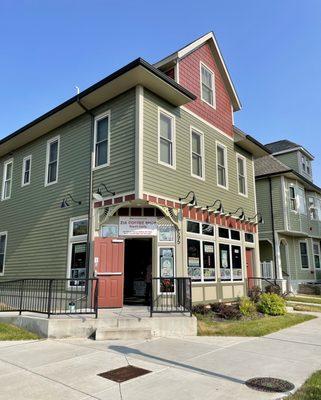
[
  {"x1": 216, "y1": 143, "x2": 228, "y2": 188},
  {"x1": 68, "y1": 217, "x2": 88, "y2": 286},
  {"x1": 159, "y1": 110, "x2": 175, "y2": 167},
  {"x1": 191, "y1": 128, "x2": 204, "y2": 179},
  {"x1": 237, "y1": 155, "x2": 247, "y2": 196},
  {"x1": 200, "y1": 63, "x2": 215, "y2": 107},
  {"x1": 22, "y1": 156, "x2": 32, "y2": 187},
  {"x1": 94, "y1": 112, "x2": 110, "y2": 168},
  {"x1": 300, "y1": 242, "x2": 309, "y2": 269},
  {"x1": 289, "y1": 186, "x2": 297, "y2": 211},
  {"x1": 313, "y1": 243, "x2": 321, "y2": 269},
  {"x1": 297, "y1": 187, "x2": 307, "y2": 215},
  {"x1": 0, "y1": 232, "x2": 7, "y2": 275},
  {"x1": 2, "y1": 160, "x2": 13, "y2": 200},
  {"x1": 45, "y1": 137, "x2": 59, "y2": 186}
]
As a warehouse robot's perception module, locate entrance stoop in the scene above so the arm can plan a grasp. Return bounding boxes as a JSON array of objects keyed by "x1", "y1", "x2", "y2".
[{"x1": 0, "y1": 307, "x2": 197, "y2": 339}]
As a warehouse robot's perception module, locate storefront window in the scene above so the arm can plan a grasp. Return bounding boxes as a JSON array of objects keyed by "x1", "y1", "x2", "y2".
[
  {"x1": 187, "y1": 221, "x2": 200, "y2": 234},
  {"x1": 218, "y1": 228, "x2": 229, "y2": 239},
  {"x1": 187, "y1": 239, "x2": 215, "y2": 282},
  {"x1": 230, "y1": 230, "x2": 240, "y2": 241},
  {"x1": 159, "y1": 247, "x2": 175, "y2": 293},
  {"x1": 69, "y1": 217, "x2": 88, "y2": 286},
  {"x1": 202, "y1": 224, "x2": 214, "y2": 236},
  {"x1": 219, "y1": 243, "x2": 243, "y2": 282}
]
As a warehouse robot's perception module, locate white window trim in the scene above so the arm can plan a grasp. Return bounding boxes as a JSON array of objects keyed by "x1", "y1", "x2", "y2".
[
  {"x1": 190, "y1": 126, "x2": 205, "y2": 181},
  {"x1": 93, "y1": 111, "x2": 111, "y2": 170},
  {"x1": 297, "y1": 185, "x2": 307, "y2": 215},
  {"x1": 216, "y1": 141, "x2": 229, "y2": 190},
  {"x1": 157, "y1": 245, "x2": 176, "y2": 295},
  {"x1": 0, "y1": 231, "x2": 7, "y2": 276},
  {"x1": 157, "y1": 107, "x2": 176, "y2": 170},
  {"x1": 1, "y1": 159, "x2": 13, "y2": 201},
  {"x1": 288, "y1": 184, "x2": 297, "y2": 213},
  {"x1": 66, "y1": 216, "x2": 88, "y2": 285},
  {"x1": 21, "y1": 155, "x2": 32, "y2": 187},
  {"x1": 200, "y1": 61, "x2": 216, "y2": 109},
  {"x1": 218, "y1": 240, "x2": 244, "y2": 283},
  {"x1": 313, "y1": 241, "x2": 321, "y2": 269},
  {"x1": 45, "y1": 136, "x2": 60, "y2": 187},
  {"x1": 299, "y1": 240, "x2": 309, "y2": 270},
  {"x1": 236, "y1": 153, "x2": 248, "y2": 197}
]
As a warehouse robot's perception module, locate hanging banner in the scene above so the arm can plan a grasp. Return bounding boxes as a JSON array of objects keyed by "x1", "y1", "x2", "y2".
[{"x1": 119, "y1": 217, "x2": 158, "y2": 236}]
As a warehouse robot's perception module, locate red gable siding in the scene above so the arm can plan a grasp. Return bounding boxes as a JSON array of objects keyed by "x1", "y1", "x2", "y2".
[{"x1": 179, "y1": 43, "x2": 234, "y2": 138}]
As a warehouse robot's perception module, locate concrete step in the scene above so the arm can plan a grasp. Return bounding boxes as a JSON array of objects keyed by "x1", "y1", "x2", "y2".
[{"x1": 95, "y1": 327, "x2": 152, "y2": 340}]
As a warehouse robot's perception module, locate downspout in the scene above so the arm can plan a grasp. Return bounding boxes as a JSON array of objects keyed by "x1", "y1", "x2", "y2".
[
  {"x1": 76, "y1": 98, "x2": 95, "y2": 280},
  {"x1": 269, "y1": 177, "x2": 278, "y2": 284}
]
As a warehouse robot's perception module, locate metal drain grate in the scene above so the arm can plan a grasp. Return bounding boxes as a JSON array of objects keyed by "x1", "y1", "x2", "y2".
[
  {"x1": 245, "y1": 377, "x2": 295, "y2": 393},
  {"x1": 98, "y1": 365, "x2": 151, "y2": 383}
]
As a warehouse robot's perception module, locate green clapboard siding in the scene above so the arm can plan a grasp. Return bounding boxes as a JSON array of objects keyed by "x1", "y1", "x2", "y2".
[
  {"x1": 0, "y1": 89, "x2": 136, "y2": 280},
  {"x1": 274, "y1": 152, "x2": 300, "y2": 173},
  {"x1": 93, "y1": 89, "x2": 136, "y2": 194},
  {"x1": 143, "y1": 90, "x2": 256, "y2": 216}
]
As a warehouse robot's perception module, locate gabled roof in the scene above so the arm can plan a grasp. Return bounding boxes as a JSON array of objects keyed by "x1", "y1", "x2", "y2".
[
  {"x1": 255, "y1": 155, "x2": 321, "y2": 194},
  {"x1": 265, "y1": 139, "x2": 314, "y2": 160},
  {"x1": 255, "y1": 155, "x2": 291, "y2": 177},
  {"x1": 154, "y1": 32, "x2": 242, "y2": 112},
  {"x1": 0, "y1": 58, "x2": 196, "y2": 157}
]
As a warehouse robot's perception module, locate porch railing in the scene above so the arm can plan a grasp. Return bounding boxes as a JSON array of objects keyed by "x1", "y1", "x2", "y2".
[
  {"x1": 261, "y1": 261, "x2": 274, "y2": 279},
  {"x1": 0, "y1": 278, "x2": 98, "y2": 318},
  {"x1": 150, "y1": 277, "x2": 192, "y2": 317},
  {"x1": 247, "y1": 277, "x2": 280, "y2": 293}
]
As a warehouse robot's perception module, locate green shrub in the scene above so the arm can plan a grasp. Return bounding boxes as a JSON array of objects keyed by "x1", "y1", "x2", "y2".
[
  {"x1": 239, "y1": 297, "x2": 257, "y2": 318},
  {"x1": 257, "y1": 293, "x2": 286, "y2": 316},
  {"x1": 192, "y1": 304, "x2": 211, "y2": 315},
  {"x1": 248, "y1": 286, "x2": 262, "y2": 303}
]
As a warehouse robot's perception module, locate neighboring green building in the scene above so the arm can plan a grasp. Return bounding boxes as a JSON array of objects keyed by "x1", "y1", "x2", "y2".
[
  {"x1": 256, "y1": 140, "x2": 321, "y2": 293},
  {"x1": 0, "y1": 33, "x2": 269, "y2": 310}
]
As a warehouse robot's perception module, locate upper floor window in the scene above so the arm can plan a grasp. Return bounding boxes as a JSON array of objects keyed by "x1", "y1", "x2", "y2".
[
  {"x1": 159, "y1": 110, "x2": 175, "y2": 168},
  {"x1": 237, "y1": 155, "x2": 247, "y2": 196},
  {"x1": 22, "y1": 155, "x2": 32, "y2": 187},
  {"x1": 0, "y1": 232, "x2": 7, "y2": 274},
  {"x1": 94, "y1": 112, "x2": 110, "y2": 168},
  {"x1": 191, "y1": 128, "x2": 204, "y2": 179},
  {"x1": 45, "y1": 136, "x2": 59, "y2": 186},
  {"x1": 216, "y1": 143, "x2": 228, "y2": 188},
  {"x1": 289, "y1": 186, "x2": 297, "y2": 211},
  {"x1": 308, "y1": 197, "x2": 318, "y2": 220},
  {"x1": 297, "y1": 187, "x2": 306, "y2": 215},
  {"x1": 301, "y1": 154, "x2": 312, "y2": 176},
  {"x1": 200, "y1": 63, "x2": 215, "y2": 108},
  {"x1": 1, "y1": 159, "x2": 13, "y2": 200},
  {"x1": 300, "y1": 241, "x2": 309, "y2": 269}
]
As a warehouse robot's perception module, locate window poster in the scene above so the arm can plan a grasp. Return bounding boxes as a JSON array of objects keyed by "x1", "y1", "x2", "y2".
[
  {"x1": 221, "y1": 249, "x2": 229, "y2": 269},
  {"x1": 101, "y1": 225, "x2": 118, "y2": 238},
  {"x1": 159, "y1": 248, "x2": 175, "y2": 293},
  {"x1": 158, "y1": 226, "x2": 175, "y2": 242}
]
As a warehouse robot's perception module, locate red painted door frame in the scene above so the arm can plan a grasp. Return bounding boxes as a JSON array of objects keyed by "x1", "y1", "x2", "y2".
[
  {"x1": 94, "y1": 238, "x2": 125, "y2": 308},
  {"x1": 246, "y1": 248, "x2": 254, "y2": 289}
]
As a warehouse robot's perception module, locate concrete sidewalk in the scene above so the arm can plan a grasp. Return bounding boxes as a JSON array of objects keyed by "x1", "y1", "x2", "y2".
[{"x1": 0, "y1": 316, "x2": 321, "y2": 399}]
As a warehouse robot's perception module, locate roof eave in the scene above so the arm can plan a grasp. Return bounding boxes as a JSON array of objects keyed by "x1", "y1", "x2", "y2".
[
  {"x1": 0, "y1": 59, "x2": 196, "y2": 157},
  {"x1": 234, "y1": 126, "x2": 271, "y2": 157}
]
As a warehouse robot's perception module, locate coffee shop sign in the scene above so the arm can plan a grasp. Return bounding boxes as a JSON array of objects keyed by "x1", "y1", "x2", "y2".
[{"x1": 119, "y1": 217, "x2": 158, "y2": 236}]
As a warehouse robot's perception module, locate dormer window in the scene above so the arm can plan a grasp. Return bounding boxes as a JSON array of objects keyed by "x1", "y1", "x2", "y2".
[
  {"x1": 301, "y1": 154, "x2": 312, "y2": 176},
  {"x1": 200, "y1": 63, "x2": 215, "y2": 108}
]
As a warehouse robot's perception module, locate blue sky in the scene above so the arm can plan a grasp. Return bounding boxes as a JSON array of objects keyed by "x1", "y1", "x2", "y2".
[{"x1": 1, "y1": 0, "x2": 321, "y2": 184}]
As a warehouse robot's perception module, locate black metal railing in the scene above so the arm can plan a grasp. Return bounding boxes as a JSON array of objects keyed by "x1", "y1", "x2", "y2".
[
  {"x1": 150, "y1": 277, "x2": 192, "y2": 317},
  {"x1": 0, "y1": 278, "x2": 98, "y2": 318},
  {"x1": 247, "y1": 277, "x2": 281, "y2": 293}
]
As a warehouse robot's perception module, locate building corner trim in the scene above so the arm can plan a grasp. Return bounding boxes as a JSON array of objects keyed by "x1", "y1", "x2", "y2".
[{"x1": 135, "y1": 85, "x2": 144, "y2": 199}]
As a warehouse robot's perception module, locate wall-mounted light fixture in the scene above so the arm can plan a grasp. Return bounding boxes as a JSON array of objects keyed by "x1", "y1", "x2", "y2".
[
  {"x1": 206, "y1": 199, "x2": 225, "y2": 215},
  {"x1": 179, "y1": 191, "x2": 197, "y2": 207},
  {"x1": 60, "y1": 194, "x2": 82, "y2": 209},
  {"x1": 93, "y1": 183, "x2": 115, "y2": 202},
  {"x1": 228, "y1": 207, "x2": 245, "y2": 221},
  {"x1": 248, "y1": 212, "x2": 264, "y2": 225}
]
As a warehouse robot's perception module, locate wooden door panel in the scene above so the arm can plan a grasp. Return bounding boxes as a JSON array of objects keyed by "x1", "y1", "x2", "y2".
[{"x1": 94, "y1": 238, "x2": 124, "y2": 308}]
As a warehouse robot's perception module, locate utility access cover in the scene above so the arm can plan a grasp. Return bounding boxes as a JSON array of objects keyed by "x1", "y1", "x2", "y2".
[
  {"x1": 245, "y1": 377, "x2": 295, "y2": 393},
  {"x1": 98, "y1": 365, "x2": 151, "y2": 383}
]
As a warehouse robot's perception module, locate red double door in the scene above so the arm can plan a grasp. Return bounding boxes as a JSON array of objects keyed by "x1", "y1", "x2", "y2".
[{"x1": 94, "y1": 238, "x2": 125, "y2": 308}]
